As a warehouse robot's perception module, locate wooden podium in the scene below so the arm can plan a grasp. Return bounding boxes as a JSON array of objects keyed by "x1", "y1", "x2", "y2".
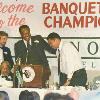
[{"x1": 14, "y1": 65, "x2": 50, "y2": 88}]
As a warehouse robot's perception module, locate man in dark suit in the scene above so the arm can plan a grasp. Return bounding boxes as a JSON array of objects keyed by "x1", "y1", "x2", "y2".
[
  {"x1": 14, "y1": 25, "x2": 56, "y2": 83},
  {"x1": 0, "y1": 31, "x2": 14, "y2": 69}
]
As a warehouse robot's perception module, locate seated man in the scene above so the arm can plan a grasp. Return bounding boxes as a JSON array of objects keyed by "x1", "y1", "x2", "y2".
[{"x1": 0, "y1": 61, "x2": 13, "y2": 87}]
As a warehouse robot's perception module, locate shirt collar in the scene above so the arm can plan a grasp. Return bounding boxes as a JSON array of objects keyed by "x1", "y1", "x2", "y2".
[
  {"x1": 0, "y1": 44, "x2": 3, "y2": 48},
  {"x1": 58, "y1": 40, "x2": 63, "y2": 51},
  {"x1": 23, "y1": 38, "x2": 32, "y2": 47}
]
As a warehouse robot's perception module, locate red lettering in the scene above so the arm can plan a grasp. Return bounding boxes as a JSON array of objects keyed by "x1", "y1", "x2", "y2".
[
  {"x1": 79, "y1": 2, "x2": 87, "y2": 14},
  {"x1": 8, "y1": 4, "x2": 15, "y2": 13},
  {"x1": 60, "y1": 3, "x2": 68, "y2": 14},
  {"x1": 98, "y1": 17, "x2": 100, "y2": 26},
  {"x1": 2, "y1": 5, "x2": 8, "y2": 13},
  {"x1": 27, "y1": 5, "x2": 34, "y2": 13},
  {"x1": 69, "y1": 3, "x2": 78, "y2": 14},
  {"x1": 88, "y1": 2, "x2": 96, "y2": 14},
  {"x1": 8, "y1": 14, "x2": 25, "y2": 26},
  {"x1": 44, "y1": 16, "x2": 52, "y2": 28},
  {"x1": 85, "y1": 16, "x2": 94, "y2": 27},
  {"x1": 73, "y1": 16, "x2": 84, "y2": 28},
  {"x1": 63, "y1": 16, "x2": 72, "y2": 28},
  {"x1": 54, "y1": 16, "x2": 62, "y2": 28},
  {"x1": 50, "y1": 3, "x2": 59, "y2": 14},
  {"x1": 42, "y1": 3, "x2": 50, "y2": 14}
]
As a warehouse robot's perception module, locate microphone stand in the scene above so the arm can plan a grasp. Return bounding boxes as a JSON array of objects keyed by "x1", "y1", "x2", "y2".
[{"x1": 15, "y1": 58, "x2": 23, "y2": 88}]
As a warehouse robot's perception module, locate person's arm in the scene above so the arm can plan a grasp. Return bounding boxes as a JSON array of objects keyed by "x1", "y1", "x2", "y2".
[
  {"x1": 64, "y1": 78, "x2": 71, "y2": 86},
  {"x1": 64, "y1": 43, "x2": 82, "y2": 86},
  {"x1": 36, "y1": 35, "x2": 56, "y2": 54},
  {"x1": 6, "y1": 48, "x2": 14, "y2": 69},
  {"x1": 61, "y1": 43, "x2": 74, "y2": 85},
  {"x1": 14, "y1": 43, "x2": 21, "y2": 62}
]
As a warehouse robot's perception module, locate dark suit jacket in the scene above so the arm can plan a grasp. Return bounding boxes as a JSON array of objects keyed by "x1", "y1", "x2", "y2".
[
  {"x1": 2, "y1": 46, "x2": 14, "y2": 69},
  {"x1": 14, "y1": 35, "x2": 56, "y2": 68}
]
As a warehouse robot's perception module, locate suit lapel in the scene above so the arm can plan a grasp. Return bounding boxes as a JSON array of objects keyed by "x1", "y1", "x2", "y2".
[{"x1": 21, "y1": 40, "x2": 27, "y2": 49}]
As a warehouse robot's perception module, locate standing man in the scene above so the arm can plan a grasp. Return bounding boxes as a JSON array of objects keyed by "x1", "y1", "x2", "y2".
[
  {"x1": 47, "y1": 32, "x2": 87, "y2": 87},
  {"x1": 14, "y1": 25, "x2": 56, "y2": 83},
  {"x1": 0, "y1": 31, "x2": 14, "y2": 69}
]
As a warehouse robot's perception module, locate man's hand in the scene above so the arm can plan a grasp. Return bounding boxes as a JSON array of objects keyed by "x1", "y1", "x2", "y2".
[{"x1": 64, "y1": 78, "x2": 71, "y2": 86}]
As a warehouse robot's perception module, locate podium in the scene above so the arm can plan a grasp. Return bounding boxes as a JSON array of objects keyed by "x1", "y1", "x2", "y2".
[{"x1": 14, "y1": 65, "x2": 50, "y2": 88}]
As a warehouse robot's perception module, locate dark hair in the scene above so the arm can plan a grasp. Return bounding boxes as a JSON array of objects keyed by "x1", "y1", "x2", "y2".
[
  {"x1": 44, "y1": 92, "x2": 61, "y2": 100},
  {"x1": 19, "y1": 25, "x2": 30, "y2": 33},
  {"x1": 47, "y1": 32, "x2": 61, "y2": 40},
  {"x1": 61, "y1": 94, "x2": 74, "y2": 100},
  {"x1": 0, "y1": 31, "x2": 8, "y2": 37},
  {"x1": 31, "y1": 91, "x2": 40, "y2": 100},
  {"x1": 0, "y1": 91, "x2": 9, "y2": 100},
  {"x1": 19, "y1": 90, "x2": 34, "y2": 100}
]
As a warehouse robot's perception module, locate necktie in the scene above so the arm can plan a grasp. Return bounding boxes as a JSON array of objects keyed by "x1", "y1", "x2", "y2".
[
  {"x1": 27, "y1": 41, "x2": 31, "y2": 51},
  {"x1": 58, "y1": 49, "x2": 61, "y2": 86},
  {"x1": 58, "y1": 49, "x2": 60, "y2": 75},
  {"x1": 26, "y1": 41, "x2": 31, "y2": 64}
]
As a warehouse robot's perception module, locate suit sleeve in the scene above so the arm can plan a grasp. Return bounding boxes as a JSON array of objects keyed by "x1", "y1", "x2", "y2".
[
  {"x1": 36, "y1": 35, "x2": 56, "y2": 54},
  {"x1": 7, "y1": 48, "x2": 14, "y2": 69},
  {"x1": 14, "y1": 43, "x2": 20, "y2": 61}
]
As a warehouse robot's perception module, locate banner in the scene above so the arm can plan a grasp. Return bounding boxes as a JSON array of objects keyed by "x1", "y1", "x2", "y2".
[{"x1": 1, "y1": 0, "x2": 100, "y2": 69}]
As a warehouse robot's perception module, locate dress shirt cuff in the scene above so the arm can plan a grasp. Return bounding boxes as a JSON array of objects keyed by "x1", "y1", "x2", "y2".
[{"x1": 67, "y1": 73, "x2": 73, "y2": 79}]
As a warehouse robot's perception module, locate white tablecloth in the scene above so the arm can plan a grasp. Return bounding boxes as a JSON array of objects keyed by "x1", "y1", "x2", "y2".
[{"x1": 0, "y1": 86, "x2": 82, "y2": 100}]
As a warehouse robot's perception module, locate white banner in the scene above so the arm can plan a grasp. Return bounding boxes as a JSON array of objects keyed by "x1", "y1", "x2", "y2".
[{"x1": 1, "y1": 0, "x2": 100, "y2": 70}]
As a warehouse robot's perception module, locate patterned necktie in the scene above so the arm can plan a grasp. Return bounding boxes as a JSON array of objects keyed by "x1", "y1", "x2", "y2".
[
  {"x1": 26, "y1": 41, "x2": 31, "y2": 64},
  {"x1": 27, "y1": 41, "x2": 31, "y2": 51}
]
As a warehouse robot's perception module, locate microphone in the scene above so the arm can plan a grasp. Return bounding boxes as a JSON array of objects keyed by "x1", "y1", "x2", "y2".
[{"x1": 16, "y1": 57, "x2": 21, "y2": 65}]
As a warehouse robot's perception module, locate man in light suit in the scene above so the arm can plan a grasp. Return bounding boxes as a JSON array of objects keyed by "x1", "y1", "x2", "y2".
[
  {"x1": 47, "y1": 32, "x2": 87, "y2": 87},
  {"x1": 0, "y1": 31, "x2": 14, "y2": 69},
  {"x1": 14, "y1": 25, "x2": 56, "y2": 82}
]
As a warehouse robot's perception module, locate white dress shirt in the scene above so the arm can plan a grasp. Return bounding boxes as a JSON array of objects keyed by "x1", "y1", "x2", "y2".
[
  {"x1": 23, "y1": 39, "x2": 32, "y2": 63},
  {"x1": 0, "y1": 48, "x2": 3, "y2": 64},
  {"x1": 0, "y1": 75, "x2": 13, "y2": 87},
  {"x1": 23, "y1": 39, "x2": 32, "y2": 48},
  {"x1": 56, "y1": 41, "x2": 83, "y2": 79}
]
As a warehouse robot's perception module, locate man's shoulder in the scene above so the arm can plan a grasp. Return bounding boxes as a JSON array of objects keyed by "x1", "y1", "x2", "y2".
[
  {"x1": 31, "y1": 35, "x2": 44, "y2": 42},
  {"x1": 3, "y1": 46, "x2": 10, "y2": 51},
  {"x1": 2, "y1": 46, "x2": 11, "y2": 53},
  {"x1": 62, "y1": 41, "x2": 78, "y2": 51},
  {"x1": 31, "y1": 35, "x2": 42, "y2": 38},
  {"x1": 63, "y1": 41, "x2": 73, "y2": 47},
  {"x1": 15, "y1": 40, "x2": 23, "y2": 45}
]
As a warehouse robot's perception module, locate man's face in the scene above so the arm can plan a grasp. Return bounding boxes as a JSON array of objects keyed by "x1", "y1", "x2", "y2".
[
  {"x1": 0, "y1": 36, "x2": 7, "y2": 46},
  {"x1": 20, "y1": 28, "x2": 31, "y2": 42},
  {"x1": 1, "y1": 63, "x2": 9, "y2": 76},
  {"x1": 48, "y1": 38, "x2": 60, "y2": 49}
]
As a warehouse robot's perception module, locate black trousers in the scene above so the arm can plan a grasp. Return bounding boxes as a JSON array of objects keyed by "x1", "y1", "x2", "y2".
[
  {"x1": 60, "y1": 68, "x2": 87, "y2": 87},
  {"x1": 69, "y1": 68, "x2": 87, "y2": 86},
  {"x1": 60, "y1": 72, "x2": 67, "y2": 86}
]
